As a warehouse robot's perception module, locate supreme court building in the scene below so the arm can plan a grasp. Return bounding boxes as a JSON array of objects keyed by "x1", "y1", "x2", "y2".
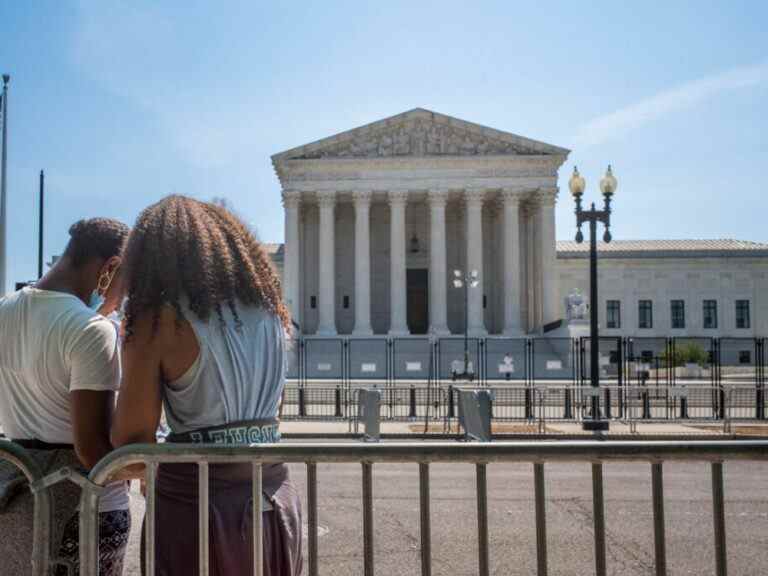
[{"x1": 270, "y1": 109, "x2": 768, "y2": 339}]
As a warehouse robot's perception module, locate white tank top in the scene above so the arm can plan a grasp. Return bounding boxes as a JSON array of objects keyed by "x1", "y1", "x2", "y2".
[{"x1": 162, "y1": 303, "x2": 287, "y2": 434}]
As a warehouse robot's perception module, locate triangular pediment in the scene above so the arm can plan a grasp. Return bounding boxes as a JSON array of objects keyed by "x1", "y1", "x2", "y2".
[{"x1": 272, "y1": 108, "x2": 569, "y2": 162}]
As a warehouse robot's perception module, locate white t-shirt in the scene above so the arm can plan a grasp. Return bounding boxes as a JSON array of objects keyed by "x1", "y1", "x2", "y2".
[{"x1": 0, "y1": 287, "x2": 128, "y2": 512}]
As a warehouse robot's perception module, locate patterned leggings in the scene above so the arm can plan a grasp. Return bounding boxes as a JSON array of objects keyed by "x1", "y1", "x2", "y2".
[{"x1": 53, "y1": 510, "x2": 131, "y2": 576}]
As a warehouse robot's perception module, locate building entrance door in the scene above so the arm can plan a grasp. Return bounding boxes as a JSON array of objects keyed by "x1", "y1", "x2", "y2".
[{"x1": 407, "y1": 269, "x2": 429, "y2": 334}]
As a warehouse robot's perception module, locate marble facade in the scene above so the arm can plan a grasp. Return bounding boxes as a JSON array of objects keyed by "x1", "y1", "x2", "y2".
[
  {"x1": 272, "y1": 108, "x2": 768, "y2": 338},
  {"x1": 272, "y1": 108, "x2": 569, "y2": 336}
]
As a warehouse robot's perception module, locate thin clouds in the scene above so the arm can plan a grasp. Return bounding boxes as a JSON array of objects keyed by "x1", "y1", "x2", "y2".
[{"x1": 574, "y1": 60, "x2": 768, "y2": 147}]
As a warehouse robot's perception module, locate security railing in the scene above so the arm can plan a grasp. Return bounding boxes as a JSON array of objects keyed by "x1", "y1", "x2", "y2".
[
  {"x1": 283, "y1": 382, "x2": 768, "y2": 428},
  {"x1": 73, "y1": 440, "x2": 768, "y2": 576},
  {"x1": 0, "y1": 440, "x2": 53, "y2": 576},
  {"x1": 289, "y1": 336, "x2": 767, "y2": 388}
]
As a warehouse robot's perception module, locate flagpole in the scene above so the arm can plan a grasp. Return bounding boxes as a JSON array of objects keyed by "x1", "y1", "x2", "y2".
[
  {"x1": 0, "y1": 75, "x2": 9, "y2": 296},
  {"x1": 38, "y1": 170, "x2": 44, "y2": 279}
]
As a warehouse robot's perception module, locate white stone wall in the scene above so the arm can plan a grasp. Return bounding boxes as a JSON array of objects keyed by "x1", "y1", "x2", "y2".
[
  {"x1": 280, "y1": 241, "x2": 768, "y2": 337},
  {"x1": 555, "y1": 257, "x2": 768, "y2": 337}
]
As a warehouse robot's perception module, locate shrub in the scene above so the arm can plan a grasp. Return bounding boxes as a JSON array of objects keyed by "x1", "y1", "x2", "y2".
[{"x1": 661, "y1": 343, "x2": 709, "y2": 367}]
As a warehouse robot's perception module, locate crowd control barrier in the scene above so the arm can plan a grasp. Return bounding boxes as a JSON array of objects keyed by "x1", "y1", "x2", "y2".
[
  {"x1": 75, "y1": 440, "x2": 768, "y2": 576},
  {"x1": 0, "y1": 440, "x2": 53, "y2": 576}
]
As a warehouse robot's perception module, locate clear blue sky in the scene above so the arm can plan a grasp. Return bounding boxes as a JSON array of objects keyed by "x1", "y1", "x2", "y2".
[{"x1": 1, "y1": 0, "x2": 766, "y2": 290}]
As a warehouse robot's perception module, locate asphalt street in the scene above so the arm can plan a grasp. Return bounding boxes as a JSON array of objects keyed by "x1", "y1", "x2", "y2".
[{"x1": 123, "y1": 458, "x2": 768, "y2": 575}]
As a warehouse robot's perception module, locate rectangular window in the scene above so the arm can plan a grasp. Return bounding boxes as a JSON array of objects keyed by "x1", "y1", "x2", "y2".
[
  {"x1": 638, "y1": 300, "x2": 653, "y2": 329},
  {"x1": 736, "y1": 300, "x2": 750, "y2": 329},
  {"x1": 739, "y1": 350, "x2": 752, "y2": 365},
  {"x1": 606, "y1": 300, "x2": 621, "y2": 329},
  {"x1": 670, "y1": 300, "x2": 685, "y2": 329},
  {"x1": 703, "y1": 300, "x2": 718, "y2": 329}
]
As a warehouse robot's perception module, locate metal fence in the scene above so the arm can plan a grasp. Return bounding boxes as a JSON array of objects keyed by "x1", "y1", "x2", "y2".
[
  {"x1": 71, "y1": 440, "x2": 768, "y2": 576},
  {"x1": 290, "y1": 336, "x2": 767, "y2": 388},
  {"x1": 0, "y1": 440, "x2": 53, "y2": 576},
  {"x1": 280, "y1": 382, "x2": 768, "y2": 427}
]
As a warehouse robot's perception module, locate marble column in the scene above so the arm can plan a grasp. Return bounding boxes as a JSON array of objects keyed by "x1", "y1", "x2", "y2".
[
  {"x1": 538, "y1": 188, "x2": 559, "y2": 328},
  {"x1": 282, "y1": 190, "x2": 302, "y2": 331},
  {"x1": 465, "y1": 188, "x2": 487, "y2": 335},
  {"x1": 352, "y1": 190, "x2": 373, "y2": 335},
  {"x1": 316, "y1": 190, "x2": 337, "y2": 335},
  {"x1": 428, "y1": 189, "x2": 449, "y2": 335},
  {"x1": 388, "y1": 190, "x2": 410, "y2": 335},
  {"x1": 501, "y1": 189, "x2": 523, "y2": 335}
]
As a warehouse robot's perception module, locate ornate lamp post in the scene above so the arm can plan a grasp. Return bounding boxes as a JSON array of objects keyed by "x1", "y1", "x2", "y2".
[
  {"x1": 452, "y1": 269, "x2": 479, "y2": 381},
  {"x1": 570, "y1": 165, "x2": 618, "y2": 431}
]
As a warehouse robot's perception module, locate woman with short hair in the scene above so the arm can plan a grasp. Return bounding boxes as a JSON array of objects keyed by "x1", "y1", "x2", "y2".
[{"x1": 111, "y1": 195, "x2": 302, "y2": 575}]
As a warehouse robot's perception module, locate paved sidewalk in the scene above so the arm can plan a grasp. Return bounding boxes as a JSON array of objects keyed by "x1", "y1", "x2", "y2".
[{"x1": 279, "y1": 419, "x2": 761, "y2": 437}]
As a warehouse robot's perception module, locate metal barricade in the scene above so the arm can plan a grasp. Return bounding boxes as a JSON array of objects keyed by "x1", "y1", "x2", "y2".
[
  {"x1": 281, "y1": 385, "x2": 348, "y2": 420},
  {"x1": 79, "y1": 440, "x2": 768, "y2": 576},
  {"x1": 0, "y1": 440, "x2": 53, "y2": 576}
]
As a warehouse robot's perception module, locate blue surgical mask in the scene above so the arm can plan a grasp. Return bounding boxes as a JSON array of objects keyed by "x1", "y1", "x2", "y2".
[{"x1": 88, "y1": 290, "x2": 105, "y2": 311}]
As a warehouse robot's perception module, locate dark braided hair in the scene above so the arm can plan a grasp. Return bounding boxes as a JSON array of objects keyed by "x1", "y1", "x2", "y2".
[{"x1": 122, "y1": 195, "x2": 290, "y2": 340}]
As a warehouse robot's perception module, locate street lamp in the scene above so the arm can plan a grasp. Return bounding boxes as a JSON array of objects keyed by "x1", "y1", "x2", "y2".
[
  {"x1": 452, "y1": 269, "x2": 479, "y2": 381},
  {"x1": 570, "y1": 165, "x2": 617, "y2": 432}
]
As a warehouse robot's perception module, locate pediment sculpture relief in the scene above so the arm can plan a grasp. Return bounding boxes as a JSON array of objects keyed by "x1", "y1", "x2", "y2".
[{"x1": 295, "y1": 119, "x2": 539, "y2": 159}]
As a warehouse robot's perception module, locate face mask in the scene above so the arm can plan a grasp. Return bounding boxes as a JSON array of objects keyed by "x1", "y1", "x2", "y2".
[{"x1": 88, "y1": 290, "x2": 105, "y2": 311}]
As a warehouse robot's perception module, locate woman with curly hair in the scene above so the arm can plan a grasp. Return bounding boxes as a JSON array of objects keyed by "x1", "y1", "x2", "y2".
[{"x1": 111, "y1": 195, "x2": 302, "y2": 575}]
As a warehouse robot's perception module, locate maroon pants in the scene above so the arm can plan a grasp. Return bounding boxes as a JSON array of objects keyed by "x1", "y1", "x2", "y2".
[{"x1": 144, "y1": 462, "x2": 303, "y2": 576}]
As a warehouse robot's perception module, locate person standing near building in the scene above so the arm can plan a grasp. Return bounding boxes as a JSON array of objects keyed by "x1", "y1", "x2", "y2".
[
  {"x1": 0, "y1": 218, "x2": 131, "y2": 575},
  {"x1": 112, "y1": 195, "x2": 302, "y2": 575}
]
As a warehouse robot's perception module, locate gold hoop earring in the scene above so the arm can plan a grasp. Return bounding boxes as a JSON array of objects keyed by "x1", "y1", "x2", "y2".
[{"x1": 97, "y1": 272, "x2": 113, "y2": 294}]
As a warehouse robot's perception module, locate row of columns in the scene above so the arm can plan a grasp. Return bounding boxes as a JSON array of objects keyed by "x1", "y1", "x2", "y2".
[{"x1": 282, "y1": 187, "x2": 558, "y2": 336}]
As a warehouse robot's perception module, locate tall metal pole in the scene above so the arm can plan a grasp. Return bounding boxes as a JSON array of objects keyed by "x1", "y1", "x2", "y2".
[
  {"x1": 38, "y1": 170, "x2": 44, "y2": 279},
  {"x1": 464, "y1": 274, "x2": 469, "y2": 375},
  {"x1": 0, "y1": 75, "x2": 9, "y2": 296},
  {"x1": 589, "y1": 206, "x2": 600, "y2": 419}
]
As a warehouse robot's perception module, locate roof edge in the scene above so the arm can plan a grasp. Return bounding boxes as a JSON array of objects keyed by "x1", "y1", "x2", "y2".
[{"x1": 271, "y1": 107, "x2": 570, "y2": 163}]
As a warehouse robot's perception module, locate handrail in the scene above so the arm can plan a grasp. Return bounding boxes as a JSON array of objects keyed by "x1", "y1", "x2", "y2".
[
  {"x1": 0, "y1": 440, "x2": 53, "y2": 576},
  {"x1": 85, "y1": 440, "x2": 768, "y2": 476},
  {"x1": 79, "y1": 440, "x2": 768, "y2": 576}
]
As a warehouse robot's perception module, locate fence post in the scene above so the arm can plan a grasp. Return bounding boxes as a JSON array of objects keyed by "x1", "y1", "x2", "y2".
[
  {"x1": 756, "y1": 338, "x2": 764, "y2": 420},
  {"x1": 642, "y1": 386, "x2": 651, "y2": 419},
  {"x1": 618, "y1": 337, "x2": 625, "y2": 418},
  {"x1": 448, "y1": 385, "x2": 455, "y2": 419},
  {"x1": 335, "y1": 385, "x2": 342, "y2": 418},
  {"x1": 716, "y1": 339, "x2": 725, "y2": 420},
  {"x1": 409, "y1": 385, "x2": 417, "y2": 419},
  {"x1": 680, "y1": 394, "x2": 689, "y2": 419},
  {"x1": 604, "y1": 387, "x2": 612, "y2": 420},
  {"x1": 299, "y1": 387, "x2": 306, "y2": 418},
  {"x1": 525, "y1": 386, "x2": 533, "y2": 420}
]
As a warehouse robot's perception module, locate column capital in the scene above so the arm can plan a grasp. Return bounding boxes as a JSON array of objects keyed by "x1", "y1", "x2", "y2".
[
  {"x1": 427, "y1": 188, "x2": 449, "y2": 207},
  {"x1": 537, "y1": 187, "x2": 558, "y2": 206},
  {"x1": 388, "y1": 189, "x2": 409, "y2": 205},
  {"x1": 464, "y1": 187, "x2": 486, "y2": 207},
  {"x1": 316, "y1": 190, "x2": 337, "y2": 207},
  {"x1": 282, "y1": 189, "x2": 302, "y2": 209},
  {"x1": 352, "y1": 189, "x2": 374, "y2": 205},
  {"x1": 499, "y1": 187, "x2": 525, "y2": 205}
]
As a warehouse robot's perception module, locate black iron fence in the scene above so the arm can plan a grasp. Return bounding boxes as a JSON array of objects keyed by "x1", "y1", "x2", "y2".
[
  {"x1": 282, "y1": 336, "x2": 767, "y2": 424},
  {"x1": 279, "y1": 382, "x2": 768, "y2": 425}
]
